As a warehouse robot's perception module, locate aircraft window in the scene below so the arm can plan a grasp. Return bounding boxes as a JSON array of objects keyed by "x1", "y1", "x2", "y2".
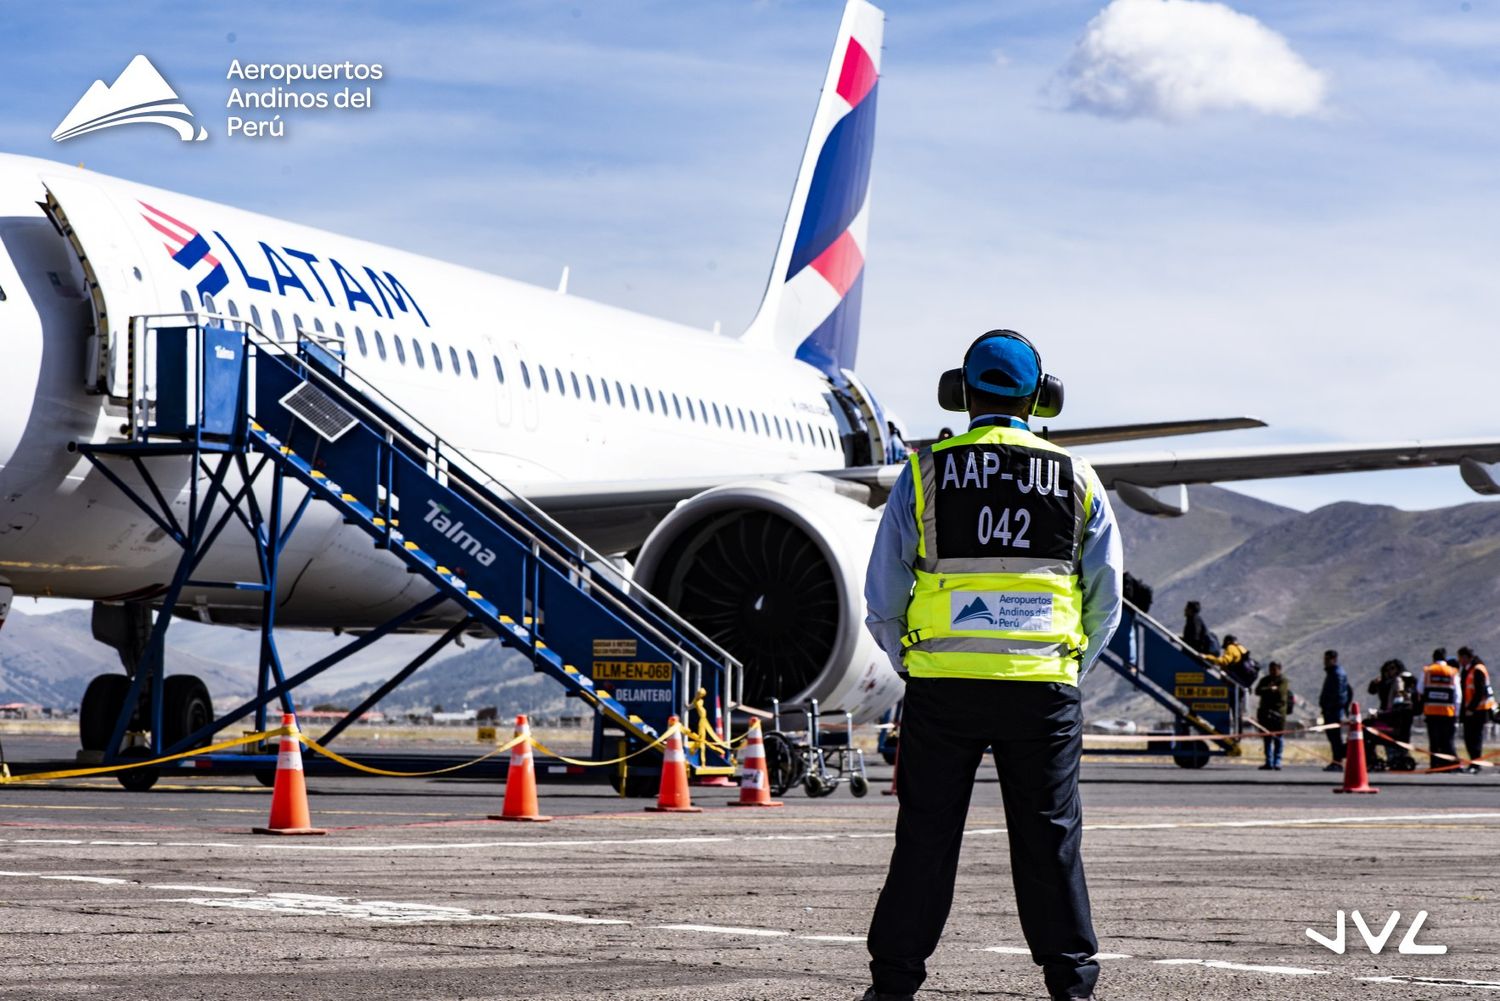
[
  {"x1": 272, "y1": 310, "x2": 286, "y2": 341},
  {"x1": 292, "y1": 313, "x2": 303, "y2": 337},
  {"x1": 797, "y1": 422, "x2": 806, "y2": 444},
  {"x1": 657, "y1": 390, "x2": 668, "y2": 415},
  {"x1": 520, "y1": 361, "x2": 531, "y2": 388},
  {"x1": 467, "y1": 351, "x2": 478, "y2": 378},
  {"x1": 600, "y1": 378, "x2": 611, "y2": 404},
  {"x1": 554, "y1": 367, "x2": 565, "y2": 394},
  {"x1": 0, "y1": 283, "x2": 6, "y2": 301},
  {"x1": 179, "y1": 290, "x2": 193, "y2": 312},
  {"x1": 449, "y1": 346, "x2": 461, "y2": 374},
  {"x1": 698, "y1": 399, "x2": 708, "y2": 422},
  {"x1": 645, "y1": 389, "x2": 655, "y2": 414},
  {"x1": 712, "y1": 403, "x2": 721, "y2": 426},
  {"x1": 314, "y1": 318, "x2": 325, "y2": 334},
  {"x1": 413, "y1": 340, "x2": 426, "y2": 369},
  {"x1": 350, "y1": 326, "x2": 367, "y2": 357},
  {"x1": 393, "y1": 333, "x2": 406, "y2": 365},
  {"x1": 672, "y1": 393, "x2": 682, "y2": 419},
  {"x1": 615, "y1": 381, "x2": 626, "y2": 407},
  {"x1": 493, "y1": 355, "x2": 505, "y2": 383},
  {"x1": 373, "y1": 329, "x2": 387, "y2": 361},
  {"x1": 586, "y1": 375, "x2": 596, "y2": 401},
  {"x1": 539, "y1": 366, "x2": 550, "y2": 392},
  {"x1": 774, "y1": 416, "x2": 783, "y2": 439},
  {"x1": 202, "y1": 291, "x2": 216, "y2": 313},
  {"x1": 571, "y1": 372, "x2": 581, "y2": 397},
  {"x1": 630, "y1": 385, "x2": 641, "y2": 410},
  {"x1": 250, "y1": 304, "x2": 263, "y2": 333},
  {"x1": 431, "y1": 342, "x2": 443, "y2": 372},
  {"x1": 760, "y1": 412, "x2": 770, "y2": 435},
  {"x1": 225, "y1": 299, "x2": 241, "y2": 330}
]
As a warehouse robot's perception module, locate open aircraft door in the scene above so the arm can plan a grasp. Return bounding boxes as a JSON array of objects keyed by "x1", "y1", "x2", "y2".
[{"x1": 41, "y1": 175, "x2": 165, "y2": 399}]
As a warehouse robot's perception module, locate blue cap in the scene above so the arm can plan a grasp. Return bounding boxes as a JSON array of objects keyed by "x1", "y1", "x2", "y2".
[{"x1": 964, "y1": 335, "x2": 1039, "y2": 398}]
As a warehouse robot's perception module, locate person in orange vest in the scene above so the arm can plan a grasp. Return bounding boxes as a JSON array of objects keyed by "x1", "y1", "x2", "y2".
[
  {"x1": 1457, "y1": 646, "x2": 1496, "y2": 773},
  {"x1": 1416, "y1": 647, "x2": 1460, "y2": 770}
]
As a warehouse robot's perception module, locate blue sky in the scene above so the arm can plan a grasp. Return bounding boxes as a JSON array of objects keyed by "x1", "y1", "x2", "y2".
[{"x1": 3, "y1": 0, "x2": 1498, "y2": 512}]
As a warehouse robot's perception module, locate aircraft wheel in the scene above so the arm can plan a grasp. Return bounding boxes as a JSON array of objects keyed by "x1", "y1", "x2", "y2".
[
  {"x1": 162, "y1": 675, "x2": 213, "y2": 752},
  {"x1": 79, "y1": 674, "x2": 132, "y2": 751}
]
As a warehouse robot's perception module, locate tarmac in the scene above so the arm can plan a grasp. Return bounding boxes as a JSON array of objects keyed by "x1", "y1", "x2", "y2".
[{"x1": 2, "y1": 742, "x2": 1498, "y2": 1000}]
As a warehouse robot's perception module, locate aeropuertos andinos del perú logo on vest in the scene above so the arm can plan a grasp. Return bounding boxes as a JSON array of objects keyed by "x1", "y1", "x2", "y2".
[{"x1": 52, "y1": 55, "x2": 207, "y2": 143}]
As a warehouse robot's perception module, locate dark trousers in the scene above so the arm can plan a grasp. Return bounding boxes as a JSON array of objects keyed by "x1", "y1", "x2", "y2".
[
  {"x1": 867, "y1": 678, "x2": 1097, "y2": 999},
  {"x1": 1427, "y1": 715, "x2": 1458, "y2": 766},
  {"x1": 1323, "y1": 715, "x2": 1345, "y2": 762},
  {"x1": 1463, "y1": 715, "x2": 1488, "y2": 761}
]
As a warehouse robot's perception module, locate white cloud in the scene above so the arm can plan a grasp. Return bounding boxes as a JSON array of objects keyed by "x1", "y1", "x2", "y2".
[{"x1": 1058, "y1": 0, "x2": 1327, "y2": 122}]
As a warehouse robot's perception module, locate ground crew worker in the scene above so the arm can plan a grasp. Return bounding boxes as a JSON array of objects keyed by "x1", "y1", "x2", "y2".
[
  {"x1": 1458, "y1": 646, "x2": 1495, "y2": 772},
  {"x1": 1254, "y1": 661, "x2": 1292, "y2": 770},
  {"x1": 1365, "y1": 659, "x2": 1416, "y2": 770},
  {"x1": 862, "y1": 330, "x2": 1123, "y2": 1001},
  {"x1": 1319, "y1": 650, "x2": 1351, "y2": 772},
  {"x1": 1417, "y1": 648, "x2": 1460, "y2": 770}
]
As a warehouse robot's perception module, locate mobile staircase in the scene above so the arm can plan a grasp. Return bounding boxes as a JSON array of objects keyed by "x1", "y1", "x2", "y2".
[
  {"x1": 1094, "y1": 601, "x2": 1246, "y2": 768},
  {"x1": 74, "y1": 314, "x2": 740, "y2": 790}
]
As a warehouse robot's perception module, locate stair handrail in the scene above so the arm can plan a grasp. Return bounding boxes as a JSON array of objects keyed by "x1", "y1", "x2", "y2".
[
  {"x1": 1121, "y1": 599, "x2": 1238, "y2": 689},
  {"x1": 127, "y1": 312, "x2": 741, "y2": 696}
]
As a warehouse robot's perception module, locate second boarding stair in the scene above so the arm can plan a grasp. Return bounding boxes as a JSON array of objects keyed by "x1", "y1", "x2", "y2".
[
  {"x1": 1095, "y1": 600, "x2": 1245, "y2": 767},
  {"x1": 89, "y1": 315, "x2": 741, "y2": 776}
]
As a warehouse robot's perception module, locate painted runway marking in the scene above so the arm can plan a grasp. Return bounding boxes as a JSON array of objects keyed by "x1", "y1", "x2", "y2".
[
  {"x1": 1154, "y1": 958, "x2": 1326, "y2": 976},
  {"x1": 89, "y1": 840, "x2": 155, "y2": 846},
  {"x1": 38, "y1": 875, "x2": 130, "y2": 884},
  {"x1": 1359, "y1": 975, "x2": 1500, "y2": 991},
  {"x1": 657, "y1": 923, "x2": 789, "y2": 937},
  {"x1": 799, "y1": 935, "x2": 865, "y2": 943},
  {"x1": 162, "y1": 892, "x2": 506, "y2": 924},
  {"x1": 1092, "y1": 952, "x2": 1132, "y2": 960},
  {"x1": 506, "y1": 911, "x2": 630, "y2": 925},
  {"x1": 13, "y1": 838, "x2": 84, "y2": 844},
  {"x1": 148, "y1": 884, "x2": 255, "y2": 894},
  {"x1": 983, "y1": 946, "x2": 1031, "y2": 955}
]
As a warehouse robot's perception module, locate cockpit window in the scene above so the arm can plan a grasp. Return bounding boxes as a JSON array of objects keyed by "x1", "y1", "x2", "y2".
[{"x1": 0, "y1": 282, "x2": 7, "y2": 301}]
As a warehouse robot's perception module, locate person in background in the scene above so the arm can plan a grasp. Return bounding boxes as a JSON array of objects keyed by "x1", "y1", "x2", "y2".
[
  {"x1": 1254, "y1": 661, "x2": 1293, "y2": 770},
  {"x1": 1416, "y1": 648, "x2": 1460, "y2": 771},
  {"x1": 1319, "y1": 649, "x2": 1351, "y2": 773},
  {"x1": 1365, "y1": 659, "x2": 1416, "y2": 769},
  {"x1": 1181, "y1": 601, "x2": 1215, "y2": 655},
  {"x1": 1457, "y1": 646, "x2": 1495, "y2": 773},
  {"x1": 1205, "y1": 634, "x2": 1259, "y2": 688}
]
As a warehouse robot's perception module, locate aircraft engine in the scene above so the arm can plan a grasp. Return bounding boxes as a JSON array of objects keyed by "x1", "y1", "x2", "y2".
[{"x1": 633, "y1": 477, "x2": 903, "y2": 723}]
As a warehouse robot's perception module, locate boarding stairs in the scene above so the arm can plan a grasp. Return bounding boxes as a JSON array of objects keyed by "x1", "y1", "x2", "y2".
[
  {"x1": 1095, "y1": 600, "x2": 1245, "y2": 767},
  {"x1": 76, "y1": 315, "x2": 741, "y2": 782}
]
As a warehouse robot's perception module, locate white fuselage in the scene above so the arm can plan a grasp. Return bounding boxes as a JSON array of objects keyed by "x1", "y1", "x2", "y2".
[{"x1": 0, "y1": 154, "x2": 849, "y2": 625}]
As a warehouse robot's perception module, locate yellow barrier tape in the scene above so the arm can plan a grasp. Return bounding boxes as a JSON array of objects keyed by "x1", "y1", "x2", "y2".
[
  {"x1": 0, "y1": 727, "x2": 291, "y2": 784},
  {"x1": 298, "y1": 732, "x2": 529, "y2": 777},
  {"x1": 529, "y1": 724, "x2": 680, "y2": 767}
]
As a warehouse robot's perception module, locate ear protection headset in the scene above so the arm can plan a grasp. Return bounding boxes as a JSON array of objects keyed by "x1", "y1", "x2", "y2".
[{"x1": 937, "y1": 329, "x2": 1064, "y2": 419}]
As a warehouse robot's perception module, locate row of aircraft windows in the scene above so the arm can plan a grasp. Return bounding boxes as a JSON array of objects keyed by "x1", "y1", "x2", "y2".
[{"x1": 187, "y1": 290, "x2": 840, "y2": 450}]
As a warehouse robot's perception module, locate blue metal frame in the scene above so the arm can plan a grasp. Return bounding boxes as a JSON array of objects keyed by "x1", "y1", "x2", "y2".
[{"x1": 73, "y1": 315, "x2": 741, "y2": 780}]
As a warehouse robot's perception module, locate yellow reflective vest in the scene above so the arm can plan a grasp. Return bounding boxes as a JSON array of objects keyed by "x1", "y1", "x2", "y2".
[{"x1": 901, "y1": 422, "x2": 1093, "y2": 685}]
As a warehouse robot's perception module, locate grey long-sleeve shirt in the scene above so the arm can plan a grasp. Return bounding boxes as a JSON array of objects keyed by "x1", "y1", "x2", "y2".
[{"x1": 863, "y1": 414, "x2": 1124, "y2": 682}]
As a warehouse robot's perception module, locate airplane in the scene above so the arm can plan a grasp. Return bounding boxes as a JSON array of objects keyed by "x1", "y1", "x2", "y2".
[{"x1": 2, "y1": 0, "x2": 1499, "y2": 736}]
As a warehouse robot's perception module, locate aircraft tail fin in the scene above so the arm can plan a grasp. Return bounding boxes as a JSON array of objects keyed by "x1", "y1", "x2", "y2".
[{"x1": 738, "y1": 0, "x2": 883, "y2": 377}]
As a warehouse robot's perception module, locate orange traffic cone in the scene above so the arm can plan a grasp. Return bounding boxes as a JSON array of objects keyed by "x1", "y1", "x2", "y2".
[
  {"x1": 252, "y1": 713, "x2": 327, "y2": 836},
  {"x1": 646, "y1": 716, "x2": 702, "y2": 813},
  {"x1": 728, "y1": 718, "x2": 783, "y2": 808},
  {"x1": 490, "y1": 715, "x2": 552, "y2": 822},
  {"x1": 1334, "y1": 702, "x2": 1379, "y2": 794},
  {"x1": 882, "y1": 741, "x2": 900, "y2": 797}
]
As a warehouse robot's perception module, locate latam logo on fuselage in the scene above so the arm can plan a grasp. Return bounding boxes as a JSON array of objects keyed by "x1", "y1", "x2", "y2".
[{"x1": 140, "y1": 199, "x2": 428, "y2": 327}]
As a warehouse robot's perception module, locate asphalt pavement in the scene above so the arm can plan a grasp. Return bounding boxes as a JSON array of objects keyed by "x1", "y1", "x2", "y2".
[{"x1": 1, "y1": 744, "x2": 1497, "y2": 1000}]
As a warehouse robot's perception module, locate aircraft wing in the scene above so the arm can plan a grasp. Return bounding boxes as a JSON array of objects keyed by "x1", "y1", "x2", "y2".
[{"x1": 1088, "y1": 437, "x2": 1500, "y2": 489}]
